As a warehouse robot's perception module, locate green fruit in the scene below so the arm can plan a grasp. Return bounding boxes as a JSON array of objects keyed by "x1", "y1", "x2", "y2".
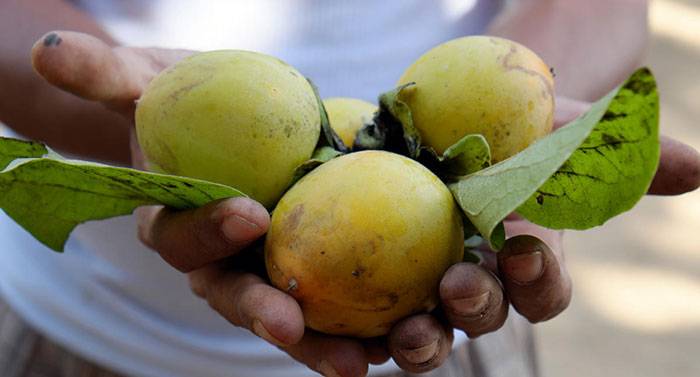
[
  {"x1": 323, "y1": 97, "x2": 376, "y2": 148},
  {"x1": 136, "y1": 50, "x2": 320, "y2": 208},
  {"x1": 398, "y1": 36, "x2": 554, "y2": 162},
  {"x1": 265, "y1": 150, "x2": 464, "y2": 337}
]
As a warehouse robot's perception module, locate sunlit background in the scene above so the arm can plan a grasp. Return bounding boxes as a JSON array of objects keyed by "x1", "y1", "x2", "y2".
[{"x1": 538, "y1": 0, "x2": 700, "y2": 376}]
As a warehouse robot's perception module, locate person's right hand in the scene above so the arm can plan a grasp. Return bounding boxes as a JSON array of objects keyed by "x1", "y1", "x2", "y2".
[{"x1": 31, "y1": 30, "x2": 376, "y2": 377}]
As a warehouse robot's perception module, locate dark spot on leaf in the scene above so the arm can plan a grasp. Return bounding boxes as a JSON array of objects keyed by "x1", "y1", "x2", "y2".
[
  {"x1": 625, "y1": 74, "x2": 655, "y2": 95},
  {"x1": 320, "y1": 251, "x2": 325, "y2": 255},
  {"x1": 602, "y1": 133, "x2": 623, "y2": 149},
  {"x1": 601, "y1": 112, "x2": 627, "y2": 122},
  {"x1": 43, "y1": 33, "x2": 62, "y2": 47},
  {"x1": 536, "y1": 194, "x2": 544, "y2": 205}
]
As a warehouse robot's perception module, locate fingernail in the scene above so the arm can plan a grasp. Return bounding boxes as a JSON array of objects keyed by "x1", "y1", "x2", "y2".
[
  {"x1": 318, "y1": 360, "x2": 342, "y2": 377},
  {"x1": 447, "y1": 291, "x2": 490, "y2": 317},
  {"x1": 399, "y1": 339, "x2": 439, "y2": 365},
  {"x1": 252, "y1": 319, "x2": 288, "y2": 347},
  {"x1": 222, "y1": 215, "x2": 262, "y2": 244},
  {"x1": 503, "y1": 251, "x2": 544, "y2": 285}
]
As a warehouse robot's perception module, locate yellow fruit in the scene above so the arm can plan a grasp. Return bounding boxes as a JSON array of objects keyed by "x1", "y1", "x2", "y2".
[
  {"x1": 398, "y1": 36, "x2": 554, "y2": 162},
  {"x1": 265, "y1": 151, "x2": 464, "y2": 337},
  {"x1": 323, "y1": 97, "x2": 377, "y2": 148},
  {"x1": 136, "y1": 50, "x2": 320, "y2": 208}
]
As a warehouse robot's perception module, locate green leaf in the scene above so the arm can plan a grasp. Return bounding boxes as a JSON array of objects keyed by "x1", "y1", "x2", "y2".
[
  {"x1": 462, "y1": 248, "x2": 482, "y2": 264},
  {"x1": 517, "y1": 68, "x2": 660, "y2": 228},
  {"x1": 489, "y1": 221, "x2": 506, "y2": 250},
  {"x1": 0, "y1": 137, "x2": 48, "y2": 169},
  {"x1": 0, "y1": 141, "x2": 245, "y2": 252},
  {"x1": 439, "y1": 134, "x2": 491, "y2": 178},
  {"x1": 377, "y1": 83, "x2": 421, "y2": 158},
  {"x1": 307, "y1": 79, "x2": 347, "y2": 152},
  {"x1": 289, "y1": 146, "x2": 343, "y2": 186},
  {"x1": 448, "y1": 68, "x2": 659, "y2": 248}
]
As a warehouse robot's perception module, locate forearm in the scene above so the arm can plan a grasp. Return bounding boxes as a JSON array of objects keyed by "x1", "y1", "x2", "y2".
[
  {"x1": 0, "y1": 0, "x2": 130, "y2": 164},
  {"x1": 488, "y1": 0, "x2": 649, "y2": 101}
]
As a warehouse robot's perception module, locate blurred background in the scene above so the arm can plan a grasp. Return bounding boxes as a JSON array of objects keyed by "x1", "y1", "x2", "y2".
[
  {"x1": 0, "y1": 0, "x2": 697, "y2": 376},
  {"x1": 537, "y1": 0, "x2": 700, "y2": 376}
]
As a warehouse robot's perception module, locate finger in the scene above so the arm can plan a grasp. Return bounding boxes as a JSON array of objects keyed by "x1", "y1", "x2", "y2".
[
  {"x1": 188, "y1": 265, "x2": 305, "y2": 347},
  {"x1": 497, "y1": 235, "x2": 572, "y2": 323},
  {"x1": 440, "y1": 263, "x2": 508, "y2": 337},
  {"x1": 191, "y1": 264, "x2": 367, "y2": 376},
  {"x1": 648, "y1": 136, "x2": 700, "y2": 195},
  {"x1": 362, "y1": 338, "x2": 391, "y2": 365},
  {"x1": 31, "y1": 30, "x2": 191, "y2": 112},
  {"x1": 137, "y1": 197, "x2": 270, "y2": 272},
  {"x1": 387, "y1": 314, "x2": 453, "y2": 373},
  {"x1": 283, "y1": 332, "x2": 369, "y2": 377}
]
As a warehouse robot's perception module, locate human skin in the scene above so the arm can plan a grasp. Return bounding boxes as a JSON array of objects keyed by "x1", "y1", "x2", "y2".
[{"x1": 2, "y1": 0, "x2": 699, "y2": 376}]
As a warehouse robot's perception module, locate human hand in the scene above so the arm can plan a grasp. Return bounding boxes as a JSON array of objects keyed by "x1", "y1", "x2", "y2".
[
  {"x1": 379, "y1": 97, "x2": 700, "y2": 374},
  {"x1": 31, "y1": 31, "x2": 700, "y2": 377},
  {"x1": 30, "y1": 30, "x2": 372, "y2": 377}
]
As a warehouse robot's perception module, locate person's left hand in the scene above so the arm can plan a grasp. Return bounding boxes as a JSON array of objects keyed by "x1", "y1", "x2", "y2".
[
  {"x1": 381, "y1": 97, "x2": 700, "y2": 374},
  {"x1": 31, "y1": 31, "x2": 700, "y2": 376}
]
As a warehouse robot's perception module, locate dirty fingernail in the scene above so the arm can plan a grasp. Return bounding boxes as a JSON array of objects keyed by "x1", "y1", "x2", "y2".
[
  {"x1": 503, "y1": 251, "x2": 544, "y2": 285},
  {"x1": 222, "y1": 215, "x2": 263, "y2": 244},
  {"x1": 318, "y1": 360, "x2": 342, "y2": 377},
  {"x1": 252, "y1": 319, "x2": 288, "y2": 347},
  {"x1": 43, "y1": 32, "x2": 63, "y2": 47},
  {"x1": 447, "y1": 291, "x2": 490, "y2": 317},
  {"x1": 399, "y1": 339, "x2": 439, "y2": 365}
]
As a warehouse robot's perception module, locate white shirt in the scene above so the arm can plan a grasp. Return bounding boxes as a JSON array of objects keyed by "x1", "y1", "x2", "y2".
[{"x1": 0, "y1": 1, "x2": 503, "y2": 376}]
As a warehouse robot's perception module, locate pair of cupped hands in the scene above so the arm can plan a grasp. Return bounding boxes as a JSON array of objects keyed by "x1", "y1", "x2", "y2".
[{"x1": 32, "y1": 31, "x2": 700, "y2": 377}]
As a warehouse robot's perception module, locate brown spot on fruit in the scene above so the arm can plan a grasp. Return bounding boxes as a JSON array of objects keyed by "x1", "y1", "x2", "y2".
[
  {"x1": 386, "y1": 292, "x2": 399, "y2": 305},
  {"x1": 283, "y1": 204, "x2": 305, "y2": 233}
]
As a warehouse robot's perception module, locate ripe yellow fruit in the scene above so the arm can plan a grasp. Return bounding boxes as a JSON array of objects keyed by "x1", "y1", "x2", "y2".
[
  {"x1": 136, "y1": 50, "x2": 320, "y2": 208},
  {"x1": 398, "y1": 36, "x2": 554, "y2": 162},
  {"x1": 265, "y1": 151, "x2": 464, "y2": 337},
  {"x1": 323, "y1": 97, "x2": 377, "y2": 148}
]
